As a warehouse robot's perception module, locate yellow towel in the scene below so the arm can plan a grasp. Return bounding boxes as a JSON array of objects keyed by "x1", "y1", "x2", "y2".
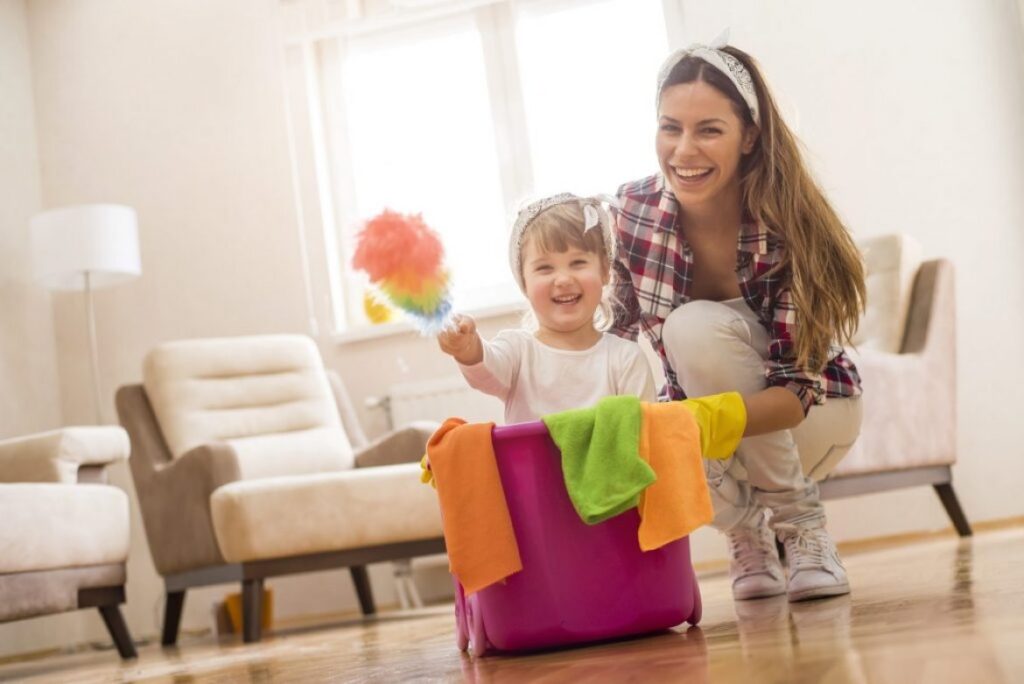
[
  {"x1": 637, "y1": 402, "x2": 713, "y2": 550},
  {"x1": 426, "y1": 418, "x2": 522, "y2": 595}
]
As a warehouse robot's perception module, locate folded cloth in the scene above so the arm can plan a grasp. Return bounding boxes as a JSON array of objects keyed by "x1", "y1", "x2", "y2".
[
  {"x1": 542, "y1": 395, "x2": 656, "y2": 525},
  {"x1": 680, "y1": 391, "x2": 747, "y2": 459},
  {"x1": 637, "y1": 402, "x2": 713, "y2": 550},
  {"x1": 426, "y1": 418, "x2": 522, "y2": 595}
]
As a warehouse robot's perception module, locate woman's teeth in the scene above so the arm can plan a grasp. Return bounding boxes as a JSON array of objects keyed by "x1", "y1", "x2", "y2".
[{"x1": 675, "y1": 167, "x2": 712, "y2": 180}]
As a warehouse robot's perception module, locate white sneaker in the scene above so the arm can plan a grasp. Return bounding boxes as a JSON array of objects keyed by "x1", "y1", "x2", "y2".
[
  {"x1": 726, "y1": 515, "x2": 786, "y2": 600},
  {"x1": 780, "y1": 526, "x2": 850, "y2": 602}
]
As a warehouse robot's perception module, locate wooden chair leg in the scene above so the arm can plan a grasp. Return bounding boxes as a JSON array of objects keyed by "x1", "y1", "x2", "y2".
[
  {"x1": 934, "y1": 482, "x2": 973, "y2": 537},
  {"x1": 162, "y1": 590, "x2": 186, "y2": 646},
  {"x1": 98, "y1": 604, "x2": 137, "y2": 659},
  {"x1": 242, "y1": 578, "x2": 264, "y2": 643},
  {"x1": 350, "y1": 565, "x2": 376, "y2": 615}
]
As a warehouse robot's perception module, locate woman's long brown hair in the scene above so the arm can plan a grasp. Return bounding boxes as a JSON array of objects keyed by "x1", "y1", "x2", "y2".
[{"x1": 661, "y1": 47, "x2": 866, "y2": 370}]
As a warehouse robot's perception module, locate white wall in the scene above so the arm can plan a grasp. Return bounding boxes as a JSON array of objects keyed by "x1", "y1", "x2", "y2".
[
  {"x1": 3, "y1": 0, "x2": 1023, "y2": 657},
  {"x1": 0, "y1": 0, "x2": 59, "y2": 436},
  {"x1": 0, "y1": 0, "x2": 77, "y2": 657}
]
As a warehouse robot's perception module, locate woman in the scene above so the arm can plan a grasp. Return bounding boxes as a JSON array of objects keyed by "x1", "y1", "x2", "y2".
[{"x1": 612, "y1": 39, "x2": 865, "y2": 602}]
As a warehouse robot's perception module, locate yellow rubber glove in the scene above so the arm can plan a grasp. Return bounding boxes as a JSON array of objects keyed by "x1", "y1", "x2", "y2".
[{"x1": 679, "y1": 391, "x2": 747, "y2": 460}]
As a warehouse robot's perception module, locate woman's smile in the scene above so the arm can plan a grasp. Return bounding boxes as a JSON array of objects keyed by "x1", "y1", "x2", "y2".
[{"x1": 670, "y1": 165, "x2": 715, "y2": 187}]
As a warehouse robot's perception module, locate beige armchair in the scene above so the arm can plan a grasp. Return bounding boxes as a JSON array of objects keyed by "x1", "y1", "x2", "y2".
[
  {"x1": 116, "y1": 335, "x2": 444, "y2": 645},
  {"x1": 818, "y1": 235, "x2": 970, "y2": 536},
  {"x1": 0, "y1": 427, "x2": 136, "y2": 659}
]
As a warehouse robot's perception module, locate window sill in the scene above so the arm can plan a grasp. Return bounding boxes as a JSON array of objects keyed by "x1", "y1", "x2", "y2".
[{"x1": 331, "y1": 299, "x2": 527, "y2": 345}]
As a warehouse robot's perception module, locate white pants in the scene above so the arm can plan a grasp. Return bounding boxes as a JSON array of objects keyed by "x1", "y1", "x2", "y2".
[{"x1": 662, "y1": 299, "x2": 863, "y2": 533}]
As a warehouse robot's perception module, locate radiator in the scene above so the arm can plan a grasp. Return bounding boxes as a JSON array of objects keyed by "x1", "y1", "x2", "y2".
[{"x1": 384, "y1": 375, "x2": 505, "y2": 427}]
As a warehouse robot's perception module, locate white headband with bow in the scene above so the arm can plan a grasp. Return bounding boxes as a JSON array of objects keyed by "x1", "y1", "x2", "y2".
[
  {"x1": 508, "y1": 193, "x2": 619, "y2": 291},
  {"x1": 656, "y1": 29, "x2": 760, "y2": 126}
]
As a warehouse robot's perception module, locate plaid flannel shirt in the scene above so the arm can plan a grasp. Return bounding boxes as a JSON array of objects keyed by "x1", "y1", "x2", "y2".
[{"x1": 610, "y1": 174, "x2": 861, "y2": 414}]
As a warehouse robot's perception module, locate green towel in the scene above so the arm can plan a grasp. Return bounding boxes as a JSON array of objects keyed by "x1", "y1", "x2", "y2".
[{"x1": 542, "y1": 395, "x2": 656, "y2": 525}]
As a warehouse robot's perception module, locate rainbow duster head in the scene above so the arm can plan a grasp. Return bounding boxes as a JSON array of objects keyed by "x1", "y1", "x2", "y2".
[{"x1": 352, "y1": 210, "x2": 452, "y2": 334}]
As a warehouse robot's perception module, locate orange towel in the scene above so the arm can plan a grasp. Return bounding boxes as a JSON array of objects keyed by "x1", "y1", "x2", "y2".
[
  {"x1": 637, "y1": 402, "x2": 714, "y2": 551},
  {"x1": 426, "y1": 418, "x2": 522, "y2": 595}
]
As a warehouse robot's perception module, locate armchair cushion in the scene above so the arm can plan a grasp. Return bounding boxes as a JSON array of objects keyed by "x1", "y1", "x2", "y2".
[
  {"x1": 852, "y1": 234, "x2": 923, "y2": 352},
  {"x1": 0, "y1": 427, "x2": 129, "y2": 484},
  {"x1": 0, "y1": 483, "x2": 130, "y2": 573},
  {"x1": 143, "y1": 335, "x2": 354, "y2": 469},
  {"x1": 836, "y1": 350, "x2": 955, "y2": 476},
  {"x1": 222, "y1": 427, "x2": 354, "y2": 480},
  {"x1": 209, "y1": 463, "x2": 443, "y2": 563}
]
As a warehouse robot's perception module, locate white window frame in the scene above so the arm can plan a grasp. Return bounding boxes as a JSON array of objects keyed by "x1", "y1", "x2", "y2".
[{"x1": 292, "y1": 0, "x2": 682, "y2": 342}]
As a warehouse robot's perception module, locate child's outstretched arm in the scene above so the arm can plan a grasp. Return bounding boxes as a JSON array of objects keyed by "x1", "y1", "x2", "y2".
[{"x1": 437, "y1": 314, "x2": 483, "y2": 365}]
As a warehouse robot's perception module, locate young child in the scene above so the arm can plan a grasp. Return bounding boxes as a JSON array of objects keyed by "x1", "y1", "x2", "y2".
[{"x1": 438, "y1": 193, "x2": 656, "y2": 423}]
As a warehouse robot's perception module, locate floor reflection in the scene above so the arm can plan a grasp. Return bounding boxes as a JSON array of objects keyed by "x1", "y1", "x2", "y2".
[{"x1": 2, "y1": 528, "x2": 1023, "y2": 683}]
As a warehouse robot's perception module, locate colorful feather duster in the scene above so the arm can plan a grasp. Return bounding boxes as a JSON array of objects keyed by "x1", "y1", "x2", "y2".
[{"x1": 352, "y1": 209, "x2": 453, "y2": 334}]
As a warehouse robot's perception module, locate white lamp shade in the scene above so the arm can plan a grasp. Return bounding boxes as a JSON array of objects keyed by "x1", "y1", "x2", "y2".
[{"x1": 31, "y1": 204, "x2": 142, "y2": 291}]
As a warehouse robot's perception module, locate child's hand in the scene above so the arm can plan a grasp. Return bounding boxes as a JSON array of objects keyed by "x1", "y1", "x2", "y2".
[{"x1": 438, "y1": 314, "x2": 483, "y2": 365}]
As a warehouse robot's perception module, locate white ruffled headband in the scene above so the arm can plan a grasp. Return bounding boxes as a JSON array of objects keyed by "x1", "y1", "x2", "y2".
[
  {"x1": 508, "y1": 193, "x2": 619, "y2": 291},
  {"x1": 656, "y1": 29, "x2": 760, "y2": 126}
]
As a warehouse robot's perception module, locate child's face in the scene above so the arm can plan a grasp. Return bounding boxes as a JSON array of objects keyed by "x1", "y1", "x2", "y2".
[
  {"x1": 521, "y1": 237, "x2": 608, "y2": 337},
  {"x1": 656, "y1": 80, "x2": 757, "y2": 209}
]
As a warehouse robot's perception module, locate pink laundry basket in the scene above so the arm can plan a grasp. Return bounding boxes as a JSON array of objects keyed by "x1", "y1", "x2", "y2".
[{"x1": 452, "y1": 420, "x2": 702, "y2": 656}]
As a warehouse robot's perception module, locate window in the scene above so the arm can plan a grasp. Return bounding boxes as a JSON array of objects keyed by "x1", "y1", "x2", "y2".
[
  {"x1": 340, "y1": 17, "x2": 513, "y2": 318},
  {"x1": 311, "y1": 0, "x2": 671, "y2": 336},
  {"x1": 516, "y1": 0, "x2": 670, "y2": 196}
]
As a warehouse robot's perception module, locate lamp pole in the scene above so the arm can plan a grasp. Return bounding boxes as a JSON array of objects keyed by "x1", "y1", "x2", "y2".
[{"x1": 84, "y1": 271, "x2": 104, "y2": 425}]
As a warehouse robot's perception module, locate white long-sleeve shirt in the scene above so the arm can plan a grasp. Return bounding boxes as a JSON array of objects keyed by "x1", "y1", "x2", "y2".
[{"x1": 458, "y1": 329, "x2": 657, "y2": 425}]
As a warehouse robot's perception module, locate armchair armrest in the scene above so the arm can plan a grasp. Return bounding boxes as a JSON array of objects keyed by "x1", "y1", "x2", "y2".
[
  {"x1": 116, "y1": 383, "x2": 245, "y2": 575},
  {"x1": 141, "y1": 442, "x2": 244, "y2": 575},
  {"x1": 0, "y1": 427, "x2": 129, "y2": 484},
  {"x1": 354, "y1": 421, "x2": 440, "y2": 468}
]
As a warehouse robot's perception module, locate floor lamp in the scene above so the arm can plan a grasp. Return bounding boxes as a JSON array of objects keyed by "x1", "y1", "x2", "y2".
[{"x1": 31, "y1": 205, "x2": 141, "y2": 424}]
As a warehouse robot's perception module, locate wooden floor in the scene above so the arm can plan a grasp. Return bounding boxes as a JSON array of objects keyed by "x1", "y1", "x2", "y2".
[{"x1": 3, "y1": 526, "x2": 1023, "y2": 683}]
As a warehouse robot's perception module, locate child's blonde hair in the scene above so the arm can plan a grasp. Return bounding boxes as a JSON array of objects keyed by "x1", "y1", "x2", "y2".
[{"x1": 510, "y1": 195, "x2": 619, "y2": 331}]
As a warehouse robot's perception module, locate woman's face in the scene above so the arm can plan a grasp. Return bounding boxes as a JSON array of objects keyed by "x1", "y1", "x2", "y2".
[{"x1": 656, "y1": 80, "x2": 757, "y2": 209}]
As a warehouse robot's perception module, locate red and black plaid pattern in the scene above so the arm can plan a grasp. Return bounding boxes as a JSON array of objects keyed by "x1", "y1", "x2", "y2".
[{"x1": 610, "y1": 174, "x2": 861, "y2": 413}]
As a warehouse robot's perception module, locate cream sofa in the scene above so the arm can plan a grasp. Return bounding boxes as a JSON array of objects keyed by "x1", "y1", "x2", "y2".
[
  {"x1": 817, "y1": 235, "x2": 969, "y2": 535},
  {"x1": 116, "y1": 335, "x2": 444, "y2": 644},
  {"x1": 0, "y1": 427, "x2": 136, "y2": 658}
]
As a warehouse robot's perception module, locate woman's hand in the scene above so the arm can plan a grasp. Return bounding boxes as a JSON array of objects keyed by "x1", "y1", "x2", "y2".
[{"x1": 438, "y1": 314, "x2": 483, "y2": 365}]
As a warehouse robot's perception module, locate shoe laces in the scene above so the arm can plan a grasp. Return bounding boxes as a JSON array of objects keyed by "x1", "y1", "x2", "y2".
[
  {"x1": 783, "y1": 527, "x2": 837, "y2": 573},
  {"x1": 727, "y1": 523, "x2": 778, "y2": 577}
]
